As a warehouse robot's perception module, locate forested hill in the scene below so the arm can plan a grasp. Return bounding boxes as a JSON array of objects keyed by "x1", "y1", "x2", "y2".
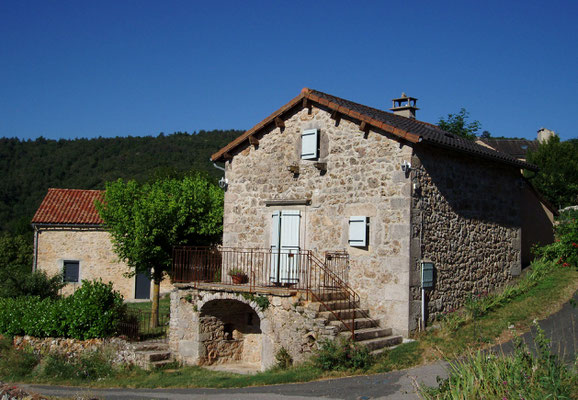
[{"x1": 0, "y1": 130, "x2": 243, "y2": 233}]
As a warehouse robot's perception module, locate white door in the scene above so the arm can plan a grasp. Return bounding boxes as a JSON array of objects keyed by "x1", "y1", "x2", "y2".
[{"x1": 270, "y1": 210, "x2": 301, "y2": 284}]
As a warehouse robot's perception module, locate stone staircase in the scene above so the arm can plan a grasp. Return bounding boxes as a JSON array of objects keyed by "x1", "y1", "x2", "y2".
[
  {"x1": 132, "y1": 340, "x2": 174, "y2": 370},
  {"x1": 308, "y1": 291, "x2": 403, "y2": 354}
]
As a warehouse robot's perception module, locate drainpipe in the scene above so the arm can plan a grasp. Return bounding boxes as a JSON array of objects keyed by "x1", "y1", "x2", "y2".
[
  {"x1": 212, "y1": 160, "x2": 225, "y2": 172},
  {"x1": 32, "y1": 224, "x2": 39, "y2": 272}
]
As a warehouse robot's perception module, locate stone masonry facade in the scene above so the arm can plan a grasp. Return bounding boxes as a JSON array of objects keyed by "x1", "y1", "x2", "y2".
[
  {"x1": 36, "y1": 227, "x2": 173, "y2": 300},
  {"x1": 169, "y1": 288, "x2": 339, "y2": 371},
  {"x1": 222, "y1": 105, "x2": 414, "y2": 335},
  {"x1": 409, "y1": 147, "x2": 522, "y2": 323}
]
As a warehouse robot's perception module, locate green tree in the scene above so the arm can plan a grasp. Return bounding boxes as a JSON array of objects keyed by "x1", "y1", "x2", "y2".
[
  {"x1": 96, "y1": 173, "x2": 223, "y2": 326},
  {"x1": 525, "y1": 137, "x2": 578, "y2": 208},
  {"x1": 438, "y1": 108, "x2": 481, "y2": 140}
]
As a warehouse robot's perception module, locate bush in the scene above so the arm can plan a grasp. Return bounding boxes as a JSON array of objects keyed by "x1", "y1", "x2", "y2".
[
  {"x1": 312, "y1": 338, "x2": 373, "y2": 371},
  {"x1": 64, "y1": 280, "x2": 126, "y2": 340},
  {"x1": 534, "y1": 209, "x2": 578, "y2": 268},
  {"x1": 39, "y1": 350, "x2": 115, "y2": 380},
  {"x1": 419, "y1": 324, "x2": 577, "y2": 399},
  {"x1": 275, "y1": 347, "x2": 293, "y2": 369},
  {"x1": 0, "y1": 335, "x2": 39, "y2": 379},
  {"x1": 0, "y1": 279, "x2": 126, "y2": 339}
]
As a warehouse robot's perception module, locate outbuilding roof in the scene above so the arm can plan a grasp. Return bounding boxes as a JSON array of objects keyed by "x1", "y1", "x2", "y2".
[
  {"x1": 31, "y1": 188, "x2": 104, "y2": 226},
  {"x1": 211, "y1": 88, "x2": 538, "y2": 171}
]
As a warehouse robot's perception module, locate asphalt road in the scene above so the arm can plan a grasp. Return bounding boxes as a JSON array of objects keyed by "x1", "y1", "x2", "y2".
[{"x1": 21, "y1": 291, "x2": 577, "y2": 400}]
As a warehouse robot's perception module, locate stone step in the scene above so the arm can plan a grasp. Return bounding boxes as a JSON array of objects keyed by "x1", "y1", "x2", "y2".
[
  {"x1": 329, "y1": 317, "x2": 379, "y2": 331},
  {"x1": 310, "y1": 290, "x2": 347, "y2": 302},
  {"x1": 357, "y1": 335, "x2": 403, "y2": 352},
  {"x1": 307, "y1": 299, "x2": 360, "y2": 313},
  {"x1": 339, "y1": 327, "x2": 392, "y2": 341},
  {"x1": 133, "y1": 341, "x2": 169, "y2": 352},
  {"x1": 149, "y1": 358, "x2": 175, "y2": 369},
  {"x1": 318, "y1": 308, "x2": 369, "y2": 321}
]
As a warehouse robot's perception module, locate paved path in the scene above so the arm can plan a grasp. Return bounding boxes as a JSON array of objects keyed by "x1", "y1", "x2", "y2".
[{"x1": 21, "y1": 292, "x2": 576, "y2": 400}]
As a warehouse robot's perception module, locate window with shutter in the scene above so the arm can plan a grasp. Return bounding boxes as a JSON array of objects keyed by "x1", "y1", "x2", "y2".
[
  {"x1": 63, "y1": 260, "x2": 80, "y2": 283},
  {"x1": 349, "y1": 216, "x2": 368, "y2": 247},
  {"x1": 301, "y1": 129, "x2": 319, "y2": 160}
]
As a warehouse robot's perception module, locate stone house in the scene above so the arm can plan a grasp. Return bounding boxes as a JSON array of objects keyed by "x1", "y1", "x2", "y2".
[
  {"x1": 32, "y1": 188, "x2": 172, "y2": 300},
  {"x1": 169, "y1": 88, "x2": 553, "y2": 370}
]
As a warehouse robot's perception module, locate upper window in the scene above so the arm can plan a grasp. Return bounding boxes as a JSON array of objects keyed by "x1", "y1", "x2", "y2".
[
  {"x1": 63, "y1": 260, "x2": 80, "y2": 283},
  {"x1": 301, "y1": 129, "x2": 319, "y2": 160}
]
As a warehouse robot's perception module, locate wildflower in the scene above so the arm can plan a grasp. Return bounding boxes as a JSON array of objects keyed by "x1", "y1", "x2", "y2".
[{"x1": 563, "y1": 262, "x2": 569, "y2": 267}]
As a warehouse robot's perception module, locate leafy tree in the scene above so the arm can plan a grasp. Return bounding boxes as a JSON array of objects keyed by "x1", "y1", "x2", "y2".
[
  {"x1": 438, "y1": 108, "x2": 481, "y2": 140},
  {"x1": 0, "y1": 233, "x2": 63, "y2": 298},
  {"x1": 525, "y1": 137, "x2": 578, "y2": 208},
  {"x1": 96, "y1": 173, "x2": 223, "y2": 325}
]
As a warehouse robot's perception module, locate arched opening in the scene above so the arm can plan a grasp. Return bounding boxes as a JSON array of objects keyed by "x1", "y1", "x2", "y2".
[{"x1": 199, "y1": 299, "x2": 262, "y2": 366}]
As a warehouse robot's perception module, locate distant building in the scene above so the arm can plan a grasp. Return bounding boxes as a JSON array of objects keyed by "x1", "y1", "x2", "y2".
[{"x1": 31, "y1": 188, "x2": 172, "y2": 300}]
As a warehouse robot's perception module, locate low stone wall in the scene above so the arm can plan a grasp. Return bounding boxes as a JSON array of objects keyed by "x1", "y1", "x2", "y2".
[
  {"x1": 170, "y1": 287, "x2": 339, "y2": 370},
  {"x1": 13, "y1": 336, "x2": 137, "y2": 366}
]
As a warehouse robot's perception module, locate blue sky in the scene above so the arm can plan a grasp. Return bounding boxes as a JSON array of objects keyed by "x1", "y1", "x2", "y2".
[{"x1": 1, "y1": 0, "x2": 576, "y2": 141}]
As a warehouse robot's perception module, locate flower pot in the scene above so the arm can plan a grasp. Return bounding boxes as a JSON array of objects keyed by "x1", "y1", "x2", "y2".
[{"x1": 231, "y1": 274, "x2": 248, "y2": 284}]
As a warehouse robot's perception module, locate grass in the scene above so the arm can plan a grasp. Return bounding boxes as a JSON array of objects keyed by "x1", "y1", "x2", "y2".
[
  {"x1": 125, "y1": 295, "x2": 170, "y2": 315},
  {"x1": 1, "y1": 260, "x2": 576, "y2": 389}
]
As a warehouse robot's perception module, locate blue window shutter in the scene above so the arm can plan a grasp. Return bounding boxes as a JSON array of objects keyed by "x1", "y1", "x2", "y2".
[
  {"x1": 301, "y1": 129, "x2": 318, "y2": 159},
  {"x1": 349, "y1": 216, "x2": 367, "y2": 247}
]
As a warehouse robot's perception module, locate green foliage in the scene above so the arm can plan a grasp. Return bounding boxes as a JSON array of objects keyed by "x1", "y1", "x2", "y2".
[
  {"x1": 534, "y1": 209, "x2": 578, "y2": 268},
  {"x1": 525, "y1": 137, "x2": 578, "y2": 208},
  {"x1": 96, "y1": 173, "x2": 224, "y2": 281},
  {"x1": 0, "y1": 337, "x2": 39, "y2": 379},
  {"x1": 437, "y1": 108, "x2": 481, "y2": 140},
  {"x1": 275, "y1": 347, "x2": 293, "y2": 369},
  {"x1": 312, "y1": 338, "x2": 373, "y2": 371},
  {"x1": 240, "y1": 293, "x2": 270, "y2": 310},
  {"x1": 64, "y1": 280, "x2": 126, "y2": 340},
  {"x1": 420, "y1": 324, "x2": 577, "y2": 399},
  {"x1": 39, "y1": 350, "x2": 115, "y2": 380},
  {"x1": 0, "y1": 280, "x2": 125, "y2": 339},
  {"x1": 0, "y1": 130, "x2": 242, "y2": 234}
]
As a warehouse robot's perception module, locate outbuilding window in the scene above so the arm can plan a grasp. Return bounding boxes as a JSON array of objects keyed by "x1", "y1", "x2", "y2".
[
  {"x1": 301, "y1": 129, "x2": 319, "y2": 160},
  {"x1": 63, "y1": 260, "x2": 80, "y2": 283}
]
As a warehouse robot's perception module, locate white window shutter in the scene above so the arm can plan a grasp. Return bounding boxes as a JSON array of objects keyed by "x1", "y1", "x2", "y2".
[
  {"x1": 301, "y1": 129, "x2": 318, "y2": 159},
  {"x1": 349, "y1": 216, "x2": 367, "y2": 247}
]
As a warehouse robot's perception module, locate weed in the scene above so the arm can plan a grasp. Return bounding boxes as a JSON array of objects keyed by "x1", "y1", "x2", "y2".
[
  {"x1": 312, "y1": 338, "x2": 373, "y2": 371},
  {"x1": 275, "y1": 347, "x2": 293, "y2": 369},
  {"x1": 240, "y1": 293, "x2": 270, "y2": 310}
]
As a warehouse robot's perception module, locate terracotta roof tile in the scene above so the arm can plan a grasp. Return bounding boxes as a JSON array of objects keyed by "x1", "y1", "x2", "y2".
[{"x1": 32, "y1": 189, "x2": 104, "y2": 225}]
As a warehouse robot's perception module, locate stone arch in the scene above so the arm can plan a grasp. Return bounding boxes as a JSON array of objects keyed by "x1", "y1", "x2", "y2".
[{"x1": 198, "y1": 296, "x2": 265, "y2": 366}]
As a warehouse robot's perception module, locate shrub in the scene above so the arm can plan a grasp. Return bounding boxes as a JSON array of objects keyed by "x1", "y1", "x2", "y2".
[
  {"x1": 534, "y1": 209, "x2": 578, "y2": 268},
  {"x1": 419, "y1": 324, "x2": 577, "y2": 399},
  {"x1": 64, "y1": 280, "x2": 126, "y2": 339},
  {"x1": 0, "y1": 279, "x2": 125, "y2": 339},
  {"x1": 312, "y1": 338, "x2": 373, "y2": 371},
  {"x1": 275, "y1": 347, "x2": 293, "y2": 369},
  {"x1": 0, "y1": 336, "x2": 39, "y2": 379},
  {"x1": 39, "y1": 350, "x2": 115, "y2": 380}
]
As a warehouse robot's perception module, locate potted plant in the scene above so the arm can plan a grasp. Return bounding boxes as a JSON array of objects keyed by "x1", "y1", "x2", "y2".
[{"x1": 228, "y1": 268, "x2": 249, "y2": 284}]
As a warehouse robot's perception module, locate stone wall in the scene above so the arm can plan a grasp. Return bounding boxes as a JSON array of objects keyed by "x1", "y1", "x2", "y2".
[
  {"x1": 169, "y1": 287, "x2": 339, "y2": 370},
  {"x1": 409, "y1": 146, "x2": 522, "y2": 324},
  {"x1": 222, "y1": 105, "x2": 413, "y2": 335},
  {"x1": 12, "y1": 335, "x2": 137, "y2": 366},
  {"x1": 36, "y1": 227, "x2": 173, "y2": 300}
]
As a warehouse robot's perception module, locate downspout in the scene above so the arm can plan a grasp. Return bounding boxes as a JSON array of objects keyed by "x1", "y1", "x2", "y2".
[
  {"x1": 32, "y1": 224, "x2": 39, "y2": 272},
  {"x1": 212, "y1": 160, "x2": 228, "y2": 189},
  {"x1": 212, "y1": 160, "x2": 225, "y2": 172}
]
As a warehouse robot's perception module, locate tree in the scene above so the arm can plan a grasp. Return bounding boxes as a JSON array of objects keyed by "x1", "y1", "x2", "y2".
[
  {"x1": 96, "y1": 173, "x2": 224, "y2": 326},
  {"x1": 438, "y1": 108, "x2": 481, "y2": 140},
  {"x1": 525, "y1": 136, "x2": 578, "y2": 209}
]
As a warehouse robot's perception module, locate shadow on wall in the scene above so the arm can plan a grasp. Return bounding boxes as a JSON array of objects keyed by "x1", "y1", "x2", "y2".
[{"x1": 199, "y1": 299, "x2": 262, "y2": 366}]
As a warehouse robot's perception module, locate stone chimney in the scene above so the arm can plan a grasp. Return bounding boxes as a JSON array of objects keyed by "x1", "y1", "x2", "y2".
[
  {"x1": 390, "y1": 93, "x2": 419, "y2": 119},
  {"x1": 537, "y1": 128, "x2": 556, "y2": 143}
]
